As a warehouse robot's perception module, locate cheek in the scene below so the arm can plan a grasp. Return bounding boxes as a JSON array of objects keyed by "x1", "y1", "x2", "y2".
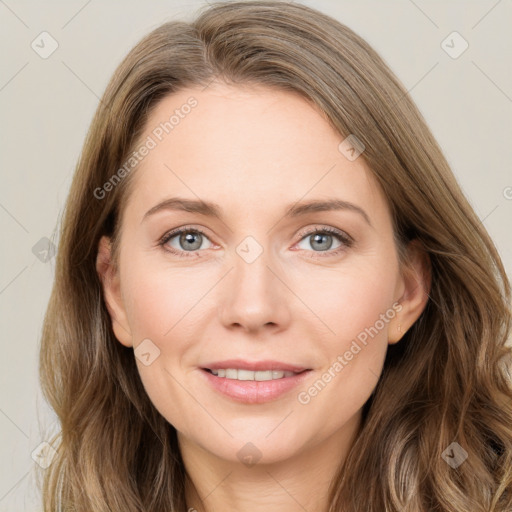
[
  {"x1": 122, "y1": 261, "x2": 212, "y2": 341},
  {"x1": 297, "y1": 257, "x2": 398, "y2": 397},
  {"x1": 119, "y1": 262, "x2": 208, "y2": 425},
  {"x1": 293, "y1": 268, "x2": 397, "y2": 435},
  {"x1": 334, "y1": 274, "x2": 395, "y2": 341},
  {"x1": 294, "y1": 258, "x2": 398, "y2": 345}
]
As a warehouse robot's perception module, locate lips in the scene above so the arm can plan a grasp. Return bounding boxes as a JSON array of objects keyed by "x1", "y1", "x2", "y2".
[{"x1": 200, "y1": 359, "x2": 312, "y2": 404}]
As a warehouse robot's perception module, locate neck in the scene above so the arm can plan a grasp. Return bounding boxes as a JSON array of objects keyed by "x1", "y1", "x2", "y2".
[{"x1": 180, "y1": 411, "x2": 362, "y2": 512}]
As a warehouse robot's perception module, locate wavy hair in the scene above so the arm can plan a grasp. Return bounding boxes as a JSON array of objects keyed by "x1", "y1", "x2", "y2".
[{"x1": 39, "y1": 1, "x2": 512, "y2": 510}]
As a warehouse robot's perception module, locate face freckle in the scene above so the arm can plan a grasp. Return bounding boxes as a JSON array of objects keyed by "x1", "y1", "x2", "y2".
[{"x1": 107, "y1": 82, "x2": 407, "y2": 467}]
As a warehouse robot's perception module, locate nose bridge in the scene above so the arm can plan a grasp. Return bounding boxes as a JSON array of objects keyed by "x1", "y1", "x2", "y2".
[
  {"x1": 217, "y1": 233, "x2": 290, "y2": 331},
  {"x1": 234, "y1": 238, "x2": 274, "y2": 292}
]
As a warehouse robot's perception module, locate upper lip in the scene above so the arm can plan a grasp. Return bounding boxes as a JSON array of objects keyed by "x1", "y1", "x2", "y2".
[{"x1": 202, "y1": 359, "x2": 309, "y2": 373}]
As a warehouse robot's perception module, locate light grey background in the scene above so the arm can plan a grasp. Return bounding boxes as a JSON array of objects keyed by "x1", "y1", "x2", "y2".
[{"x1": 1, "y1": 0, "x2": 511, "y2": 509}]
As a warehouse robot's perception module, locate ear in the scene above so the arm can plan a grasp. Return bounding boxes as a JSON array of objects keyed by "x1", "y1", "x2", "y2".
[
  {"x1": 388, "y1": 239, "x2": 431, "y2": 344},
  {"x1": 96, "y1": 235, "x2": 133, "y2": 347}
]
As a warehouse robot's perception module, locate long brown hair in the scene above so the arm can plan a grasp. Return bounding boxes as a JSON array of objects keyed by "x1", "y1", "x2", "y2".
[{"x1": 39, "y1": 1, "x2": 512, "y2": 510}]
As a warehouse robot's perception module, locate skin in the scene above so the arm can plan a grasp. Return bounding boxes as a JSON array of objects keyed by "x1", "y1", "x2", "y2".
[{"x1": 96, "y1": 83, "x2": 430, "y2": 512}]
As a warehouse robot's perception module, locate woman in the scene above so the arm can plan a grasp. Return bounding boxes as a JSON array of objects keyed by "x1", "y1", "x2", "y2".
[{"x1": 39, "y1": 1, "x2": 512, "y2": 510}]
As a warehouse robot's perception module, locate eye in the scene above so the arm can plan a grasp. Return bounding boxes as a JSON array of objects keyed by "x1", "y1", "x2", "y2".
[
  {"x1": 295, "y1": 226, "x2": 353, "y2": 257},
  {"x1": 158, "y1": 227, "x2": 214, "y2": 258},
  {"x1": 158, "y1": 225, "x2": 353, "y2": 259}
]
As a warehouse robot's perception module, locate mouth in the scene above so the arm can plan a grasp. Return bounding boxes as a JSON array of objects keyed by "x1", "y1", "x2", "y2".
[
  {"x1": 200, "y1": 361, "x2": 312, "y2": 404},
  {"x1": 202, "y1": 368, "x2": 307, "y2": 381}
]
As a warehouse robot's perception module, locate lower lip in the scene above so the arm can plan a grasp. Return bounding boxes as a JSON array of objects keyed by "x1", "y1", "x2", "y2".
[{"x1": 201, "y1": 369, "x2": 312, "y2": 404}]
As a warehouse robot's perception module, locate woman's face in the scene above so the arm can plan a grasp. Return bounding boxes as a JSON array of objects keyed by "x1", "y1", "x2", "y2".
[{"x1": 98, "y1": 83, "x2": 426, "y2": 465}]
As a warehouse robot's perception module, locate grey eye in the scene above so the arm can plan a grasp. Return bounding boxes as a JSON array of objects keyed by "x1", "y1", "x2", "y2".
[
  {"x1": 297, "y1": 232, "x2": 342, "y2": 252},
  {"x1": 166, "y1": 230, "x2": 212, "y2": 252}
]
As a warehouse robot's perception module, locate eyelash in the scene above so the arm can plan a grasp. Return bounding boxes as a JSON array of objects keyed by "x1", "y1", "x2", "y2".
[{"x1": 158, "y1": 225, "x2": 354, "y2": 259}]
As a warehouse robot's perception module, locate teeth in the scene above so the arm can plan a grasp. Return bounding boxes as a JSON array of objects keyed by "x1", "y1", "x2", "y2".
[
  {"x1": 225, "y1": 369, "x2": 238, "y2": 379},
  {"x1": 209, "y1": 368, "x2": 296, "y2": 380}
]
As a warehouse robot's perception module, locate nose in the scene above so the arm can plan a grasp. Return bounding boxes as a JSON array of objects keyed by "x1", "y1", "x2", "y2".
[{"x1": 218, "y1": 246, "x2": 291, "y2": 334}]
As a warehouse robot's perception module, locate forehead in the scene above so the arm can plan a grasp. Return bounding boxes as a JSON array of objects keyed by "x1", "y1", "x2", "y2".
[{"x1": 124, "y1": 83, "x2": 387, "y2": 225}]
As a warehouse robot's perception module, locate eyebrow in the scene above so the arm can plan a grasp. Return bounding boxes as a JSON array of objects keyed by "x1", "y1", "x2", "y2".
[{"x1": 142, "y1": 197, "x2": 372, "y2": 226}]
